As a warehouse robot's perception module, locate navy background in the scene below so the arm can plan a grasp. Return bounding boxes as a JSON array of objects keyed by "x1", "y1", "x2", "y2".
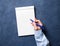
[{"x1": 0, "y1": 0, "x2": 60, "y2": 46}]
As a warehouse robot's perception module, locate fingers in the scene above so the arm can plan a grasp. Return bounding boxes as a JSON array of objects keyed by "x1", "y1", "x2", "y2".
[
  {"x1": 35, "y1": 18, "x2": 43, "y2": 26},
  {"x1": 31, "y1": 18, "x2": 43, "y2": 31},
  {"x1": 31, "y1": 22, "x2": 41, "y2": 30},
  {"x1": 32, "y1": 22, "x2": 38, "y2": 30}
]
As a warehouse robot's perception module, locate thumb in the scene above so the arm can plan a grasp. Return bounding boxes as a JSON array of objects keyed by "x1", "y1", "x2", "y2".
[{"x1": 32, "y1": 22, "x2": 38, "y2": 30}]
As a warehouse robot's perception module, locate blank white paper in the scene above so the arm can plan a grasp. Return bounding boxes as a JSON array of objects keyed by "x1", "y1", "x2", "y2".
[{"x1": 15, "y1": 6, "x2": 35, "y2": 36}]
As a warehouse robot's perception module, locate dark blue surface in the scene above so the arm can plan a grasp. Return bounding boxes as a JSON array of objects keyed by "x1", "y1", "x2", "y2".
[{"x1": 0, "y1": 0, "x2": 60, "y2": 46}]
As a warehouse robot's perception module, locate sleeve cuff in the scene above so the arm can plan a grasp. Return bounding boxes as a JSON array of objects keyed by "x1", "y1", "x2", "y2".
[{"x1": 34, "y1": 30, "x2": 43, "y2": 37}]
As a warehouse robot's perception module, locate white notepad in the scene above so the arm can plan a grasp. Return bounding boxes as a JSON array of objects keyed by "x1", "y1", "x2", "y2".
[{"x1": 15, "y1": 6, "x2": 35, "y2": 36}]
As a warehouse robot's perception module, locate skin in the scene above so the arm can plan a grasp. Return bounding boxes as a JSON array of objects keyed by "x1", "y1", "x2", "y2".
[{"x1": 31, "y1": 18, "x2": 43, "y2": 31}]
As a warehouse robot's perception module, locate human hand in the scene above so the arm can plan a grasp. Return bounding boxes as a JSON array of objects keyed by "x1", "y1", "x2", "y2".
[{"x1": 31, "y1": 18, "x2": 43, "y2": 31}]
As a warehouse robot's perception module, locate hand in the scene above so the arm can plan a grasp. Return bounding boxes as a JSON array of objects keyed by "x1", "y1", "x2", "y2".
[{"x1": 31, "y1": 18, "x2": 43, "y2": 31}]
